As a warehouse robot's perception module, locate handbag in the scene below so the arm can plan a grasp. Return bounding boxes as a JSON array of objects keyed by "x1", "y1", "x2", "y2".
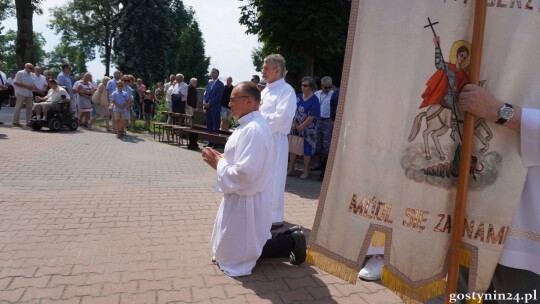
[
  {"x1": 92, "y1": 85, "x2": 108, "y2": 106},
  {"x1": 91, "y1": 90, "x2": 100, "y2": 105},
  {"x1": 288, "y1": 135, "x2": 304, "y2": 156}
]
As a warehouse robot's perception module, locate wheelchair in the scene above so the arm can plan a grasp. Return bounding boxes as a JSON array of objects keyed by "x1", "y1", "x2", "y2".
[{"x1": 29, "y1": 96, "x2": 79, "y2": 132}]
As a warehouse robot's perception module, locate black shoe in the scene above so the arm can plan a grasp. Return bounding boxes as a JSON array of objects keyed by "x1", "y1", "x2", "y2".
[
  {"x1": 290, "y1": 231, "x2": 307, "y2": 265},
  {"x1": 311, "y1": 165, "x2": 323, "y2": 171},
  {"x1": 271, "y1": 222, "x2": 284, "y2": 230},
  {"x1": 0, "y1": 121, "x2": 4, "y2": 125},
  {"x1": 284, "y1": 225, "x2": 302, "y2": 235}
]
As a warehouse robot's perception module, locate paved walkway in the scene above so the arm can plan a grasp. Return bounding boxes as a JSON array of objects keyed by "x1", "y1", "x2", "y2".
[{"x1": 0, "y1": 106, "x2": 403, "y2": 303}]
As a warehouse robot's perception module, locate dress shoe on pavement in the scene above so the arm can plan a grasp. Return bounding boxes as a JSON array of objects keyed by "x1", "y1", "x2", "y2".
[
  {"x1": 284, "y1": 225, "x2": 302, "y2": 235},
  {"x1": 358, "y1": 254, "x2": 383, "y2": 281},
  {"x1": 290, "y1": 231, "x2": 307, "y2": 265},
  {"x1": 271, "y1": 222, "x2": 284, "y2": 230},
  {"x1": 311, "y1": 165, "x2": 323, "y2": 171}
]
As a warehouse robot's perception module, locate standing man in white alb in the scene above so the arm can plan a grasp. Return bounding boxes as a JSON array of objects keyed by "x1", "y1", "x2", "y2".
[
  {"x1": 259, "y1": 54, "x2": 297, "y2": 229},
  {"x1": 459, "y1": 84, "x2": 540, "y2": 295}
]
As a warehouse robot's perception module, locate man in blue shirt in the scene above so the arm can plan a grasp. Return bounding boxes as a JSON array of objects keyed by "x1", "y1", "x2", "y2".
[{"x1": 56, "y1": 63, "x2": 73, "y2": 98}]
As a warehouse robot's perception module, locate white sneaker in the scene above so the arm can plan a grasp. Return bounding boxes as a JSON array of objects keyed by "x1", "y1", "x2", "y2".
[{"x1": 358, "y1": 254, "x2": 383, "y2": 281}]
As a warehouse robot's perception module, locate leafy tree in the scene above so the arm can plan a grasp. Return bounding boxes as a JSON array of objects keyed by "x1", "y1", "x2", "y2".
[
  {"x1": 0, "y1": 0, "x2": 14, "y2": 23},
  {"x1": 167, "y1": 1, "x2": 209, "y2": 85},
  {"x1": 15, "y1": 0, "x2": 34, "y2": 69},
  {"x1": 173, "y1": 17, "x2": 210, "y2": 86},
  {"x1": 114, "y1": 0, "x2": 173, "y2": 83},
  {"x1": 49, "y1": 0, "x2": 120, "y2": 76},
  {"x1": 239, "y1": 0, "x2": 350, "y2": 87},
  {"x1": 0, "y1": 29, "x2": 46, "y2": 74},
  {"x1": 114, "y1": 0, "x2": 209, "y2": 85},
  {"x1": 45, "y1": 44, "x2": 88, "y2": 76}
]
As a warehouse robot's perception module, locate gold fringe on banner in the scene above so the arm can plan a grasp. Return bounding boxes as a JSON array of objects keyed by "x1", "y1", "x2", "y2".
[
  {"x1": 371, "y1": 231, "x2": 386, "y2": 247},
  {"x1": 306, "y1": 248, "x2": 359, "y2": 284},
  {"x1": 459, "y1": 249, "x2": 483, "y2": 304},
  {"x1": 381, "y1": 267, "x2": 447, "y2": 304},
  {"x1": 459, "y1": 248, "x2": 471, "y2": 268}
]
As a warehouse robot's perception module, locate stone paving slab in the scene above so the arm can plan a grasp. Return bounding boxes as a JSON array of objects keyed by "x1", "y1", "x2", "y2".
[{"x1": 0, "y1": 107, "x2": 405, "y2": 303}]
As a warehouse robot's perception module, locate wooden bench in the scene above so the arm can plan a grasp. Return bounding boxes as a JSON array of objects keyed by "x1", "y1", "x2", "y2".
[
  {"x1": 152, "y1": 111, "x2": 171, "y2": 141},
  {"x1": 154, "y1": 112, "x2": 184, "y2": 142},
  {"x1": 184, "y1": 124, "x2": 232, "y2": 150},
  {"x1": 170, "y1": 114, "x2": 194, "y2": 146}
]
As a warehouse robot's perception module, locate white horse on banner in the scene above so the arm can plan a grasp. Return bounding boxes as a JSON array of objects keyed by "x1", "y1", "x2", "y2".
[{"x1": 408, "y1": 104, "x2": 493, "y2": 160}]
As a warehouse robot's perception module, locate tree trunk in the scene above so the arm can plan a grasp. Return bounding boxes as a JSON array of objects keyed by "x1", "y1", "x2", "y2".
[
  {"x1": 105, "y1": 38, "x2": 111, "y2": 76},
  {"x1": 307, "y1": 53, "x2": 314, "y2": 77},
  {"x1": 15, "y1": 0, "x2": 34, "y2": 69}
]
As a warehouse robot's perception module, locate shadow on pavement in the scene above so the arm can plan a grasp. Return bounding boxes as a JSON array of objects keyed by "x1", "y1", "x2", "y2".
[
  {"x1": 118, "y1": 133, "x2": 146, "y2": 143},
  {"x1": 28, "y1": 128, "x2": 82, "y2": 134},
  {"x1": 285, "y1": 177, "x2": 322, "y2": 200},
  {"x1": 0, "y1": 133, "x2": 7, "y2": 139},
  {"x1": 235, "y1": 260, "x2": 338, "y2": 303}
]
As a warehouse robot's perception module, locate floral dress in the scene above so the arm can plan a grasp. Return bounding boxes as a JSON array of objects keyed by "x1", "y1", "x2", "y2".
[
  {"x1": 78, "y1": 81, "x2": 94, "y2": 113},
  {"x1": 292, "y1": 93, "x2": 320, "y2": 156}
]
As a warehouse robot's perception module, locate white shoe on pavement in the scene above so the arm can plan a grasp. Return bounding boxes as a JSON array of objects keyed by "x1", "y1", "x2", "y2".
[{"x1": 358, "y1": 254, "x2": 383, "y2": 281}]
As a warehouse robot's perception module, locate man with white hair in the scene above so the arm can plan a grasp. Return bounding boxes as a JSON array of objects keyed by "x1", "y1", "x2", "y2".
[
  {"x1": 13, "y1": 63, "x2": 36, "y2": 126},
  {"x1": 313, "y1": 76, "x2": 335, "y2": 172},
  {"x1": 259, "y1": 54, "x2": 297, "y2": 229},
  {"x1": 171, "y1": 73, "x2": 188, "y2": 114}
]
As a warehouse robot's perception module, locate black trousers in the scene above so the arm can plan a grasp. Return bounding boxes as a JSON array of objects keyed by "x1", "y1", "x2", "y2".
[
  {"x1": 259, "y1": 230, "x2": 295, "y2": 259},
  {"x1": 458, "y1": 264, "x2": 540, "y2": 303},
  {"x1": 171, "y1": 94, "x2": 185, "y2": 114}
]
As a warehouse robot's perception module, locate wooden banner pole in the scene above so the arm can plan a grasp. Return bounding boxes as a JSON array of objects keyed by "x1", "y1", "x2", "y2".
[{"x1": 445, "y1": 1, "x2": 487, "y2": 303}]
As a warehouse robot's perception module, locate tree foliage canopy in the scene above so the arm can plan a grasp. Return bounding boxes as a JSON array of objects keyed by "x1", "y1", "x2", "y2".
[
  {"x1": 49, "y1": 0, "x2": 120, "y2": 76},
  {"x1": 2, "y1": 0, "x2": 209, "y2": 85},
  {"x1": 0, "y1": 29, "x2": 46, "y2": 73},
  {"x1": 238, "y1": 0, "x2": 351, "y2": 87},
  {"x1": 114, "y1": 0, "x2": 209, "y2": 84},
  {"x1": 48, "y1": 0, "x2": 209, "y2": 84},
  {"x1": 46, "y1": 44, "x2": 87, "y2": 76}
]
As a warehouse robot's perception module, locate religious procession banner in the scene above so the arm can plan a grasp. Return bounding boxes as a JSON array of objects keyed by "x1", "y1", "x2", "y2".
[{"x1": 308, "y1": 0, "x2": 540, "y2": 302}]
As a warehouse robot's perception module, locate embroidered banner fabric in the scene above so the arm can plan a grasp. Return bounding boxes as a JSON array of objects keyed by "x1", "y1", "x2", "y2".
[{"x1": 308, "y1": 0, "x2": 540, "y2": 301}]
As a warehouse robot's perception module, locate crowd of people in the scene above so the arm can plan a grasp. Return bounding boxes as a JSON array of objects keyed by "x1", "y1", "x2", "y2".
[
  {"x1": 1, "y1": 47, "x2": 537, "y2": 298},
  {"x1": 0, "y1": 62, "x2": 163, "y2": 135}
]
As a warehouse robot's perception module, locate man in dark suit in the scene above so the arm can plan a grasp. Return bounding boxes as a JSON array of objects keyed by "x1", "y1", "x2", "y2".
[{"x1": 202, "y1": 68, "x2": 224, "y2": 147}]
